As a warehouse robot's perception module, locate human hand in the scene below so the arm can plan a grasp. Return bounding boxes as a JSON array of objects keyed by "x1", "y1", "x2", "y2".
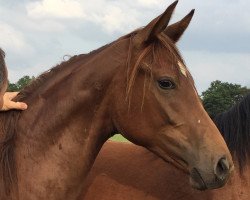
[{"x1": 1, "y1": 92, "x2": 28, "y2": 111}]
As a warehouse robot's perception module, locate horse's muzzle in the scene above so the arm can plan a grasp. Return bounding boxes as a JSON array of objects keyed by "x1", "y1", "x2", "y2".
[{"x1": 189, "y1": 156, "x2": 233, "y2": 190}]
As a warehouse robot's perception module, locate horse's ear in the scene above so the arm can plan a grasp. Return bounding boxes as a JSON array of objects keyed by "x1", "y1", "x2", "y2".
[
  {"x1": 133, "y1": 1, "x2": 178, "y2": 47},
  {"x1": 164, "y1": 9, "x2": 195, "y2": 43}
]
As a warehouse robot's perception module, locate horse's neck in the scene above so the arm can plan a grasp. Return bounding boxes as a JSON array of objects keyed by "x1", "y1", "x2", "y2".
[
  {"x1": 19, "y1": 39, "x2": 127, "y2": 139},
  {"x1": 14, "y1": 40, "x2": 128, "y2": 199}
]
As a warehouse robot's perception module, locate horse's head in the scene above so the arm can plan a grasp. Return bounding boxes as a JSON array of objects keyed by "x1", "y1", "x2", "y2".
[
  {"x1": 0, "y1": 48, "x2": 8, "y2": 108},
  {"x1": 112, "y1": 1, "x2": 233, "y2": 190}
]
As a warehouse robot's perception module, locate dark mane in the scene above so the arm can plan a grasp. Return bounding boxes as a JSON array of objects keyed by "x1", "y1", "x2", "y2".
[{"x1": 213, "y1": 93, "x2": 250, "y2": 172}]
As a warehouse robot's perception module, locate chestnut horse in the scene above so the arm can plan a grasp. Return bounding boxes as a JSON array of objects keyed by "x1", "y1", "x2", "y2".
[
  {"x1": 83, "y1": 93, "x2": 250, "y2": 200},
  {"x1": 0, "y1": 1, "x2": 233, "y2": 199},
  {"x1": 0, "y1": 48, "x2": 8, "y2": 106}
]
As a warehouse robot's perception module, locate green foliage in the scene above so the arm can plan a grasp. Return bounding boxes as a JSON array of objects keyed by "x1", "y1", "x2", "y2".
[
  {"x1": 110, "y1": 134, "x2": 129, "y2": 142},
  {"x1": 8, "y1": 81, "x2": 18, "y2": 92},
  {"x1": 201, "y1": 80, "x2": 250, "y2": 118},
  {"x1": 7, "y1": 75, "x2": 35, "y2": 92}
]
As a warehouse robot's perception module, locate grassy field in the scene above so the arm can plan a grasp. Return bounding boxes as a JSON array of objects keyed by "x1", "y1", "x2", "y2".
[{"x1": 109, "y1": 134, "x2": 129, "y2": 142}]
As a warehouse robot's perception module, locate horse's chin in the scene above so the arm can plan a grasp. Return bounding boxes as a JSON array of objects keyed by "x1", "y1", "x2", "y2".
[{"x1": 189, "y1": 168, "x2": 208, "y2": 191}]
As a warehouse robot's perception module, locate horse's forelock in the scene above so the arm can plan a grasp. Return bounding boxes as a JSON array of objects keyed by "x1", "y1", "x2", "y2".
[{"x1": 125, "y1": 32, "x2": 197, "y2": 111}]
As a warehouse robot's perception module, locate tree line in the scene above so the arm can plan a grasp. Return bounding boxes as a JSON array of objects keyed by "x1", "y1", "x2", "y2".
[
  {"x1": 8, "y1": 76, "x2": 250, "y2": 118},
  {"x1": 8, "y1": 75, "x2": 35, "y2": 92},
  {"x1": 201, "y1": 80, "x2": 250, "y2": 118}
]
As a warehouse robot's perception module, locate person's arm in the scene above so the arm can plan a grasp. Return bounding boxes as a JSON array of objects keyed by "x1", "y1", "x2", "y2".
[{"x1": 1, "y1": 92, "x2": 28, "y2": 111}]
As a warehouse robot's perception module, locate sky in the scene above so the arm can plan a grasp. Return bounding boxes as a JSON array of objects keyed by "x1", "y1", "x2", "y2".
[{"x1": 0, "y1": 0, "x2": 249, "y2": 93}]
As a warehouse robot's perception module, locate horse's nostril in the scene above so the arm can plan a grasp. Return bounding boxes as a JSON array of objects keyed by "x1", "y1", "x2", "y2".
[{"x1": 215, "y1": 157, "x2": 230, "y2": 181}]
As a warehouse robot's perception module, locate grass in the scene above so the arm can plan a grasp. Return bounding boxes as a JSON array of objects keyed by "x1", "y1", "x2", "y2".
[{"x1": 109, "y1": 134, "x2": 129, "y2": 142}]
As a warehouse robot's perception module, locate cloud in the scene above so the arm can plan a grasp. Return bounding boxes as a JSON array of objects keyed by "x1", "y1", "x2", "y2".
[
  {"x1": 27, "y1": 20, "x2": 66, "y2": 32},
  {"x1": 0, "y1": 22, "x2": 34, "y2": 55},
  {"x1": 26, "y1": 0, "x2": 85, "y2": 19},
  {"x1": 177, "y1": 0, "x2": 250, "y2": 53},
  {"x1": 90, "y1": 4, "x2": 140, "y2": 34},
  {"x1": 26, "y1": 0, "x2": 141, "y2": 34},
  {"x1": 183, "y1": 50, "x2": 250, "y2": 93},
  {"x1": 137, "y1": 0, "x2": 165, "y2": 7}
]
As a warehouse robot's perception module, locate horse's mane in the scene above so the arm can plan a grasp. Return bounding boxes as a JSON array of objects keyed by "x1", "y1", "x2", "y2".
[{"x1": 213, "y1": 93, "x2": 250, "y2": 172}]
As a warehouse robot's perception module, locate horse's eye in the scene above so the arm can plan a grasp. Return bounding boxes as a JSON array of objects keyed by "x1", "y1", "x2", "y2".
[{"x1": 157, "y1": 79, "x2": 175, "y2": 90}]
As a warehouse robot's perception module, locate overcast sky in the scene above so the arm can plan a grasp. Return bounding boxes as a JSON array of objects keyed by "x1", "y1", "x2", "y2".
[{"x1": 0, "y1": 0, "x2": 249, "y2": 93}]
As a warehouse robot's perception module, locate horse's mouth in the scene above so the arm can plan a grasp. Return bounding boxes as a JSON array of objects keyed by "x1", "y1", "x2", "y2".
[{"x1": 189, "y1": 168, "x2": 207, "y2": 190}]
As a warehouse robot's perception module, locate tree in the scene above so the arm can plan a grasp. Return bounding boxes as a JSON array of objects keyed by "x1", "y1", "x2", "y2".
[
  {"x1": 201, "y1": 80, "x2": 250, "y2": 118},
  {"x1": 8, "y1": 81, "x2": 19, "y2": 92},
  {"x1": 7, "y1": 75, "x2": 35, "y2": 92}
]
